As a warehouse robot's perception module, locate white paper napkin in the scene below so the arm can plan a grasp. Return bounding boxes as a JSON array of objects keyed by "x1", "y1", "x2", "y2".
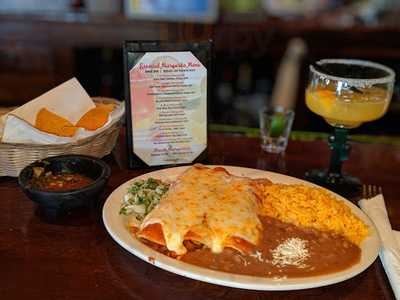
[
  {"x1": 359, "y1": 195, "x2": 400, "y2": 299},
  {"x1": 5, "y1": 78, "x2": 95, "y2": 126}
]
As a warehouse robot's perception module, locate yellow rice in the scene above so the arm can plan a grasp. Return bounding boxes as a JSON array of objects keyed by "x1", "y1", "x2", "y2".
[{"x1": 260, "y1": 184, "x2": 368, "y2": 245}]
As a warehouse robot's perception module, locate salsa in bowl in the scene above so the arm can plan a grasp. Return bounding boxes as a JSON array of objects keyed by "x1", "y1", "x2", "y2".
[{"x1": 18, "y1": 155, "x2": 111, "y2": 221}]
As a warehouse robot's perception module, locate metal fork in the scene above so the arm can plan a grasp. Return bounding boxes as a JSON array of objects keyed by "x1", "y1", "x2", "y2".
[{"x1": 362, "y1": 184, "x2": 383, "y2": 199}]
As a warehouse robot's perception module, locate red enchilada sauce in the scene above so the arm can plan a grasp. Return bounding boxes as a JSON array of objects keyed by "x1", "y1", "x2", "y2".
[{"x1": 143, "y1": 216, "x2": 361, "y2": 278}]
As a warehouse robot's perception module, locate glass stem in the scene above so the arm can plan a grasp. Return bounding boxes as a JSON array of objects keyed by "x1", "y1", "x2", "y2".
[{"x1": 327, "y1": 127, "x2": 350, "y2": 177}]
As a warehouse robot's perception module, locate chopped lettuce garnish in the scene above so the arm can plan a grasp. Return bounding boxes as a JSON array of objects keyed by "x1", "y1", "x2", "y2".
[{"x1": 119, "y1": 178, "x2": 169, "y2": 221}]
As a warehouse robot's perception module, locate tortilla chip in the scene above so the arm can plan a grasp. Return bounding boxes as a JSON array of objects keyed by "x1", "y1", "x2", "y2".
[
  {"x1": 75, "y1": 106, "x2": 111, "y2": 131},
  {"x1": 35, "y1": 108, "x2": 77, "y2": 137},
  {"x1": 96, "y1": 103, "x2": 116, "y2": 113}
]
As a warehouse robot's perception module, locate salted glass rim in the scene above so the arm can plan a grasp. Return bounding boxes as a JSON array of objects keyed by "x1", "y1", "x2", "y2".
[{"x1": 310, "y1": 59, "x2": 395, "y2": 86}]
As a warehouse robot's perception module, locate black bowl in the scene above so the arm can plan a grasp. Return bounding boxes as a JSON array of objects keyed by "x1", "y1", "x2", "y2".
[{"x1": 18, "y1": 155, "x2": 111, "y2": 221}]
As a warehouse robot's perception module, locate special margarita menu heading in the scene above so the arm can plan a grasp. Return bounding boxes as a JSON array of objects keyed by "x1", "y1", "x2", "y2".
[{"x1": 139, "y1": 61, "x2": 202, "y2": 70}]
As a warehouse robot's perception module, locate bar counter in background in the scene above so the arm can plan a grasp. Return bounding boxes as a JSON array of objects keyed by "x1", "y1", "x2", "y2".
[{"x1": 1, "y1": 10, "x2": 400, "y2": 134}]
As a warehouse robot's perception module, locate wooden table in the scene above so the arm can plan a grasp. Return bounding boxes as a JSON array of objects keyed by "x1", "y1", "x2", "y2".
[{"x1": 1, "y1": 133, "x2": 399, "y2": 300}]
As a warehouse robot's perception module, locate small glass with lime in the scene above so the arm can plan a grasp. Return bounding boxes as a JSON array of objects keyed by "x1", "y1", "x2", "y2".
[{"x1": 259, "y1": 106, "x2": 295, "y2": 153}]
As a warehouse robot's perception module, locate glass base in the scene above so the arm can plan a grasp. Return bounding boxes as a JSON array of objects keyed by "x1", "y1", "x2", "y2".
[
  {"x1": 261, "y1": 141, "x2": 286, "y2": 154},
  {"x1": 304, "y1": 169, "x2": 361, "y2": 198}
]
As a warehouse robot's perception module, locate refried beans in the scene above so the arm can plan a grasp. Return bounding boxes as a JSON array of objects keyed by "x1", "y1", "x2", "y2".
[{"x1": 143, "y1": 216, "x2": 361, "y2": 278}]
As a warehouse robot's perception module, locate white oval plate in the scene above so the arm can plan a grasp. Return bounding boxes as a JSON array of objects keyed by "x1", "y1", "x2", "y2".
[{"x1": 102, "y1": 165, "x2": 380, "y2": 291}]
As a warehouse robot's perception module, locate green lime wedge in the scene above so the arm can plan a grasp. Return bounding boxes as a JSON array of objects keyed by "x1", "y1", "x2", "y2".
[{"x1": 270, "y1": 114, "x2": 286, "y2": 137}]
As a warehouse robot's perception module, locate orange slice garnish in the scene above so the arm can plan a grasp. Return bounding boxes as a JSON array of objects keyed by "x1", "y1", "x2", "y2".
[{"x1": 316, "y1": 89, "x2": 336, "y2": 111}]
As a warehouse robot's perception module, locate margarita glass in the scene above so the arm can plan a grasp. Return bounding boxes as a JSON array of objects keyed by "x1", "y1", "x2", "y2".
[{"x1": 305, "y1": 59, "x2": 395, "y2": 196}]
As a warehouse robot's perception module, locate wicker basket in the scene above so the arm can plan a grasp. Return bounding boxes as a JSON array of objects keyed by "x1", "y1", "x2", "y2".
[{"x1": 0, "y1": 97, "x2": 124, "y2": 177}]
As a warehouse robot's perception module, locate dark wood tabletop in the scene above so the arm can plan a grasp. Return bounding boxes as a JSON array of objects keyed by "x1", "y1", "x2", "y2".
[{"x1": 1, "y1": 132, "x2": 399, "y2": 300}]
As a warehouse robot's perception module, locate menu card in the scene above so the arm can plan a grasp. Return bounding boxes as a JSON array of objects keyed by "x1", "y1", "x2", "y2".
[{"x1": 124, "y1": 41, "x2": 211, "y2": 168}]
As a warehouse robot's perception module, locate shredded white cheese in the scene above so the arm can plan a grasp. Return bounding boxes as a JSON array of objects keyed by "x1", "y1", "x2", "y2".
[
  {"x1": 272, "y1": 275, "x2": 288, "y2": 281},
  {"x1": 249, "y1": 250, "x2": 264, "y2": 262},
  {"x1": 237, "y1": 255, "x2": 250, "y2": 266},
  {"x1": 271, "y1": 238, "x2": 309, "y2": 268}
]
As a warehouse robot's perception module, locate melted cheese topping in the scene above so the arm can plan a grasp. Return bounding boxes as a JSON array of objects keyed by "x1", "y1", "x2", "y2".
[{"x1": 137, "y1": 165, "x2": 263, "y2": 255}]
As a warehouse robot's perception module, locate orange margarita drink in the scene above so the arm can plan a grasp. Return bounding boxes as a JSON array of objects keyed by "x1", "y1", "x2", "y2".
[{"x1": 306, "y1": 85, "x2": 391, "y2": 128}]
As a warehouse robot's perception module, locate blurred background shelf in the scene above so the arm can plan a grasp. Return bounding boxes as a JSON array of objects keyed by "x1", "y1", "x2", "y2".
[{"x1": 1, "y1": 0, "x2": 400, "y2": 135}]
